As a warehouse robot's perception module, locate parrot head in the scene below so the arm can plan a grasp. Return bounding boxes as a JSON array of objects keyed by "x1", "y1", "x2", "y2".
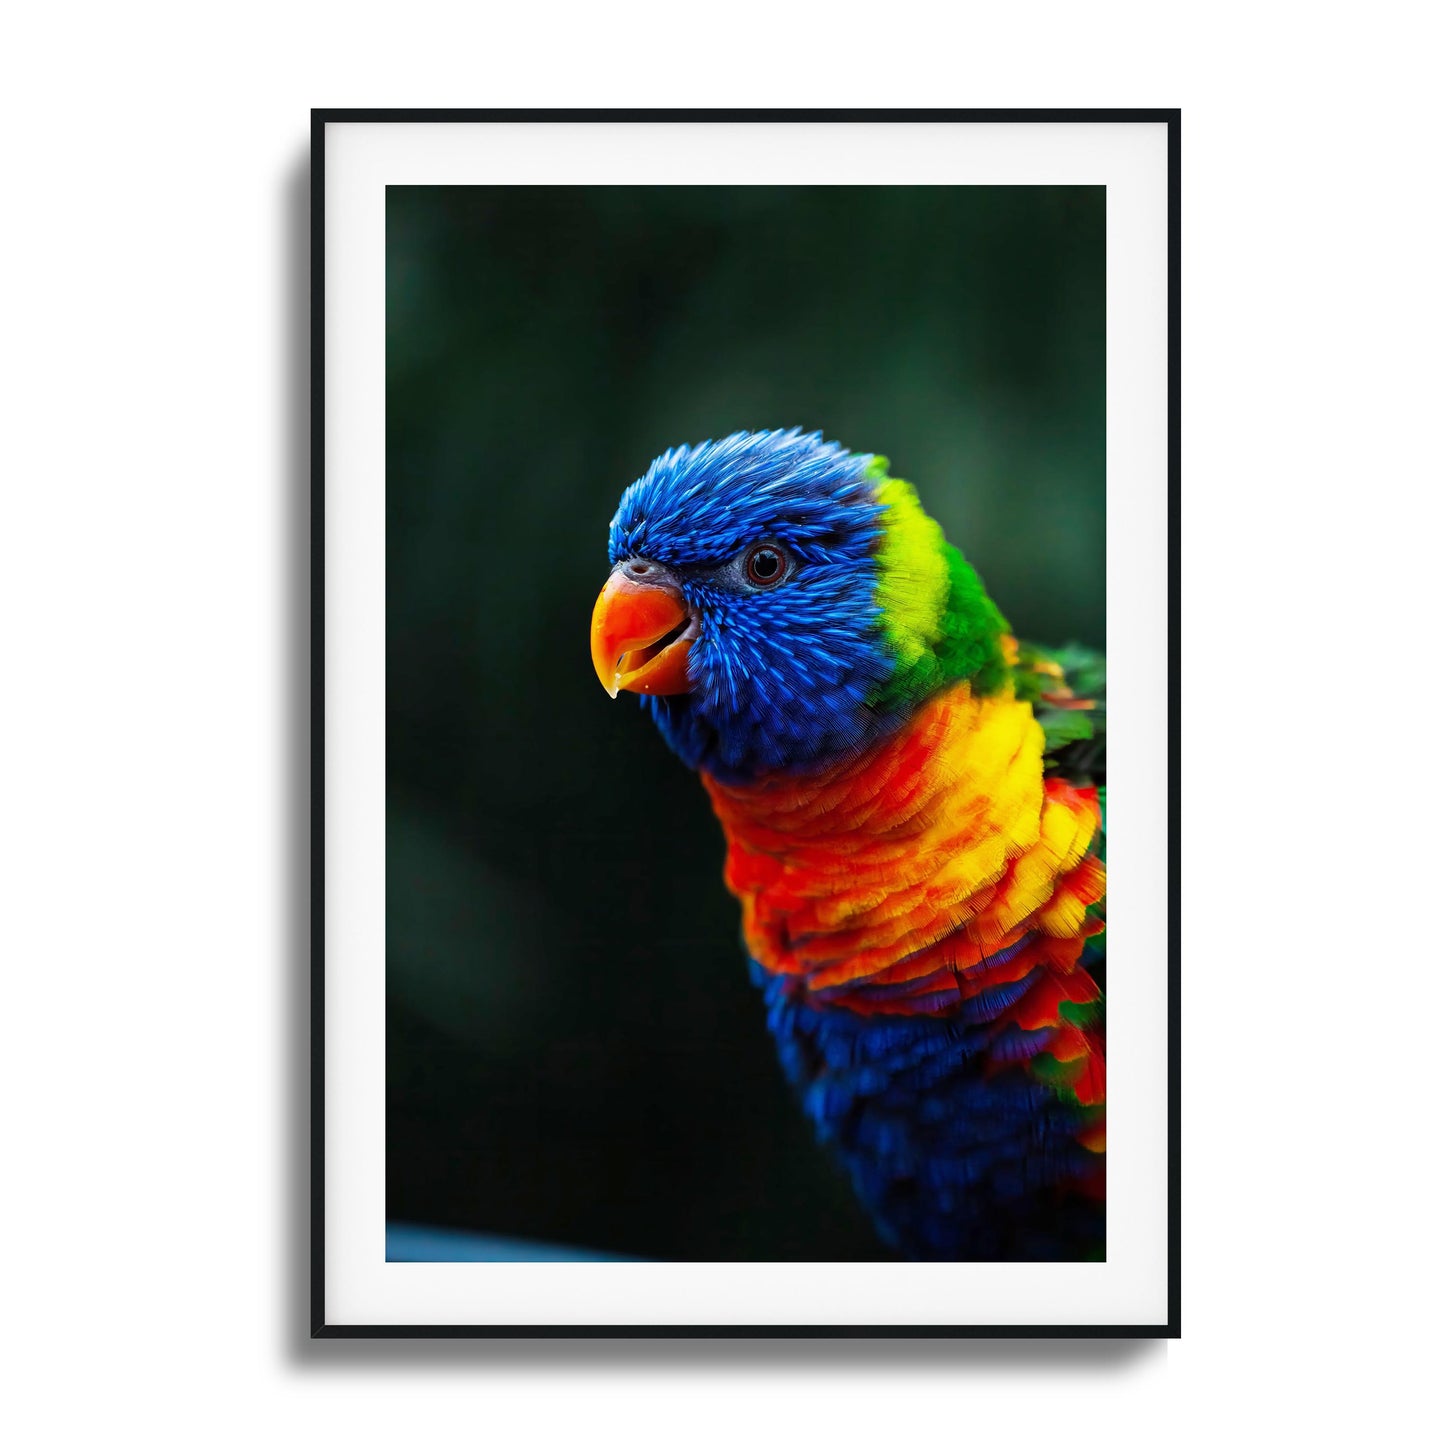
[{"x1": 591, "y1": 428, "x2": 1009, "y2": 782}]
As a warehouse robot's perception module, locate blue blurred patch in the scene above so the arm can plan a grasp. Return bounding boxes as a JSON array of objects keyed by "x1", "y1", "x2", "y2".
[{"x1": 385, "y1": 1222, "x2": 632, "y2": 1262}]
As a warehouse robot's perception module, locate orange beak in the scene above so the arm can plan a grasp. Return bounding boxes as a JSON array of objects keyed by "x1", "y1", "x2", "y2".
[{"x1": 590, "y1": 570, "x2": 696, "y2": 698}]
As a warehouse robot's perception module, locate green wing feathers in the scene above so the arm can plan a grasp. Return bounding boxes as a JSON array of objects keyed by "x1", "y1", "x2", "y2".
[{"x1": 1012, "y1": 639, "x2": 1106, "y2": 794}]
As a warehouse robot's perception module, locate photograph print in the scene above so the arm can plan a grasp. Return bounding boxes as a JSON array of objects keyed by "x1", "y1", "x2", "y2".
[{"x1": 385, "y1": 183, "x2": 1107, "y2": 1266}]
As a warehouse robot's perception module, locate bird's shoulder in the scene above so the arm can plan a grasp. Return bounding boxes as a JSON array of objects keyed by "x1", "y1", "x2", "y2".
[{"x1": 1008, "y1": 637, "x2": 1106, "y2": 793}]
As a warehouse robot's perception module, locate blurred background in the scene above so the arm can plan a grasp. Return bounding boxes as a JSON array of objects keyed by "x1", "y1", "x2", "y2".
[{"x1": 386, "y1": 185, "x2": 1104, "y2": 1261}]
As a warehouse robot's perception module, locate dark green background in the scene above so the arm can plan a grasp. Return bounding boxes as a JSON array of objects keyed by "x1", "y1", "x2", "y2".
[{"x1": 386, "y1": 185, "x2": 1104, "y2": 1260}]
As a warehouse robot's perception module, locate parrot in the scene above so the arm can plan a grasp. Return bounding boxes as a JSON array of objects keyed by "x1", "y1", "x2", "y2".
[{"x1": 589, "y1": 428, "x2": 1105, "y2": 1261}]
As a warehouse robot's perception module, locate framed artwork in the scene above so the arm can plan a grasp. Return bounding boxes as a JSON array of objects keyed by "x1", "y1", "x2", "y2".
[{"x1": 313, "y1": 109, "x2": 1179, "y2": 1337}]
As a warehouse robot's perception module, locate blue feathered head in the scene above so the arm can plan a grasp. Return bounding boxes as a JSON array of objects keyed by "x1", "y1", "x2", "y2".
[{"x1": 590, "y1": 428, "x2": 1009, "y2": 781}]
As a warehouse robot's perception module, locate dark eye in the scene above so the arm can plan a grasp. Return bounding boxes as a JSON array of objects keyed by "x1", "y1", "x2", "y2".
[{"x1": 744, "y1": 542, "x2": 788, "y2": 588}]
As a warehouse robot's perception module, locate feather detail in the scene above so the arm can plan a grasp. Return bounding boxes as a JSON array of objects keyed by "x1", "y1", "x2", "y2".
[
  {"x1": 705, "y1": 678, "x2": 1106, "y2": 1260},
  {"x1": 600, "y1": 433, "x2": 1107, "y2": 1260}
]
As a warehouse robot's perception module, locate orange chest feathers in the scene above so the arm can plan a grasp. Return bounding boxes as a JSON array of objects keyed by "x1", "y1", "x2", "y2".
[{"x1": 700, "y1": 683, "x2": 1106, "y2": 1024}]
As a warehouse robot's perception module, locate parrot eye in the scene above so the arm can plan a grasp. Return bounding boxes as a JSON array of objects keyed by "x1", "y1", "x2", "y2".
[{"x1": 743, "y1": 542, "x2": 789, "y2": 588}]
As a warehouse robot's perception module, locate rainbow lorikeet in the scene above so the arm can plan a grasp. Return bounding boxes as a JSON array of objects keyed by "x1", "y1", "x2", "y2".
[{"x1": 589, "y1": 429, "x2": 1105, "y2": 1261}]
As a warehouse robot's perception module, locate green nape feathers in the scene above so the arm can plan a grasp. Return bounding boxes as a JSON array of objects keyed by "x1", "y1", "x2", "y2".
[
  {"x1": 869, "y1": 454, "x2": 1107, "y2": 786},
  {"x1": 867, "y1": 457, "x2": 1011, "y2": 715}
]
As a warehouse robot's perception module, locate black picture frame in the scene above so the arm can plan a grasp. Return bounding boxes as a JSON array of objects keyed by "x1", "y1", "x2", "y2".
[{"x1": 311, "y1": 107, "x2": 1180, "y2": 1340}]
